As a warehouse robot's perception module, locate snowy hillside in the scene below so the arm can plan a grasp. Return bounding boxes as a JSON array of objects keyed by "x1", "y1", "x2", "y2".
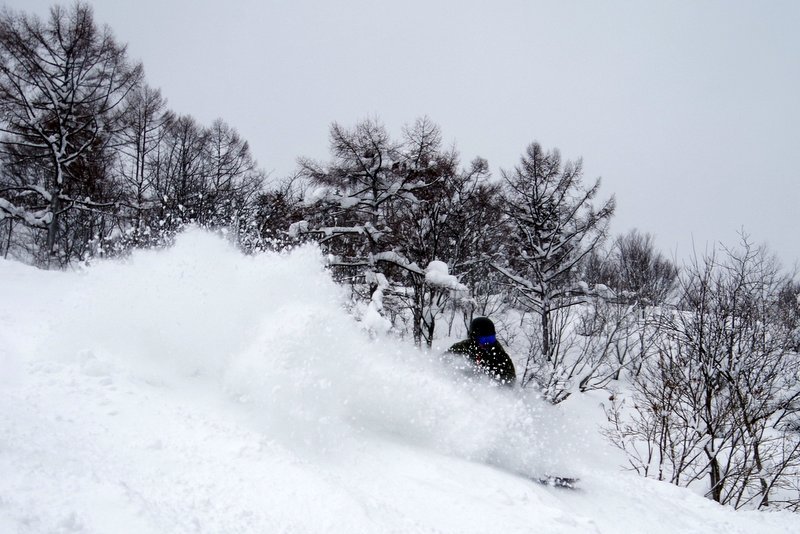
[{"x1": 0, "y1": 230, "x2": 795, "y2": 533}]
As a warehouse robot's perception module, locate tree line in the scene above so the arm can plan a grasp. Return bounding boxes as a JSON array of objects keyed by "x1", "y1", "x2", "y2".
[
  {"x1": 1, "y1": 2, "x2": 798, "y2": 511},
  {"x1": 0, "y1": 3, "x2": 264, "y2": 266}
]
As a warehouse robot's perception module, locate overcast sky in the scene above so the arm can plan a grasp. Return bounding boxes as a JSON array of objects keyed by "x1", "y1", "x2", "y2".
[{"x1": 9, "y1": 0, "x2": 800, "y2": 266}]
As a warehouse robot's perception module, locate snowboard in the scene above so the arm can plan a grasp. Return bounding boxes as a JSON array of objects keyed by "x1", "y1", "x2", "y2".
[
  {"x1": 534, "y1": 475, "x2": 579, "y2": 489},
  {"x1": 486, "y1": 462, "x2": 580, "y2": 490}
]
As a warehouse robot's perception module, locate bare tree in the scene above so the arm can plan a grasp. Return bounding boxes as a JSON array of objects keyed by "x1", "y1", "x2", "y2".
[
  {"x1": 0, "y1": 2, "x2": 142, "y2": 265},
  {"x1": 572, "y1": 230, "x2": 679, "y2": 392},
  {"x1": 587, "y1": 229, "x2": 678, "y2": 305},
  {"x1": 147, "y1": 114, "x2": 209, "y2": 232},
  {"x1": 115, "y1": 84, "x2": 173, "y2": 241},
  {"x1": 607, "y1": 237, "x2": 800, "y2": 509},
  {"x1": 201, "y1": 118, "x2": 264, "y2": 232}
]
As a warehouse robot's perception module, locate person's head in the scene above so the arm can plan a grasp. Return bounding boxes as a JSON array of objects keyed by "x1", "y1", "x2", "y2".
[{"x1": 469, "y1": 316, "x2": 497, "y2": 346}]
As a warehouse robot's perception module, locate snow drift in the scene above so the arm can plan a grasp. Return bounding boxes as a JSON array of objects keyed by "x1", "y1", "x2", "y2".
[{"x1": 0, "y1": 229, "x2": 795, "y2": 533}]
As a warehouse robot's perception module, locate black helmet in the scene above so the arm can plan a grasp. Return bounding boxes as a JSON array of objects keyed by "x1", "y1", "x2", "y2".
[{"x1": 469, "y1": 317, "x2": 496, "y2": 338}]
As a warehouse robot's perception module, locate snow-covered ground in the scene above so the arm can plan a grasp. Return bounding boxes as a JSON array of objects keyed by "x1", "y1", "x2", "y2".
[{"x1": 0, "y1": 230, "x2": 795, "y2": 533}]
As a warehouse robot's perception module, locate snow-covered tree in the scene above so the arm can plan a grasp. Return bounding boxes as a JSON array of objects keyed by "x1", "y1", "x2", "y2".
[
  {"x1": 388, "y1": 129, "x2": 493, "y2": 345},
  {"x1": 493, "y1": 142, "x2": 615, "y2": 397},
  {"x1": 0, "y1": 2, "x2": 143, "y2": 265},
  {"x1": 297, "y1": 117, "x2": 483, "y2": 343}
]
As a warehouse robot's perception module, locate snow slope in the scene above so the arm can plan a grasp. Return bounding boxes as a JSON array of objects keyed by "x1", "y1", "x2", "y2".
[{"x1": 0, "y1": 230, "x2": 795, "y2": 533}]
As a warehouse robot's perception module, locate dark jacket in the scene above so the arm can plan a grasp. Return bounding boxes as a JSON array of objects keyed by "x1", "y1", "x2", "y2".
[{"x1": 447, "y1": 338, "x2": 516, "y2": 386}]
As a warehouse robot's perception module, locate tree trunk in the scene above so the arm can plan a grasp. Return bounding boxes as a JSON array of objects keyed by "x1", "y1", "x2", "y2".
[
  {"x1": 45, "y1": 190, "x2": 61, "y2": 267},
  {"x1": 3, "y1": 220, "x2": 12, "y2": 258},
  {"x1": 412, "y1": 310, "x2": 423, "y2": 347},
  {"x1": 708, "y1": 452, "x2": 723, "y2": 503},
  {"x1": 754, "y1": 441, "x2": 769, "y2": 508},
  {"x1": 541, "y1": 305, "x2": 551, "y2": 362},
  {"x1": 425, "y1": 316, "x2": 436, "y2": 348},
  {"x1": 412, "y1": 282, "x2": 424, "y2": 347}
]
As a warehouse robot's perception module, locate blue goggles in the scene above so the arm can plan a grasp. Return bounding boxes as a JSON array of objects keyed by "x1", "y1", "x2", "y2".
[{"x1": 476, "y1": 334, "x2": 496, "y2": 346}]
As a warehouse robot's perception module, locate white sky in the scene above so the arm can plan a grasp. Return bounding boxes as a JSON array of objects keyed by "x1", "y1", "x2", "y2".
[{"x1": 9, "y1": 0, "x2": 800, "y2": 267}]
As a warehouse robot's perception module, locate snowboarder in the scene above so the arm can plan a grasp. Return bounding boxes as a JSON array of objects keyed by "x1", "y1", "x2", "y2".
[{"x1": 447, "y1": 317, "x2": 516, "y2": 387}]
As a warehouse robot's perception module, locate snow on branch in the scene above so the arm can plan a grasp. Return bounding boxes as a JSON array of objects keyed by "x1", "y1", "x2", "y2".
[
  {"x1": 1, "y1": 185, "x2": 52, "y2": 202},
  {"x1": 287, "y1": 220, "x2": 309, "y2": 238},
  {"x1": 371, "y1": 251, "x2": 424, "y2": 275},
  {"x1": 491, "y1": 261, "x2": 615, "y2": 303},
  {"x1": 288, "y1": 221, "x2": 368, "y2": 242},
  {"x1": 424, "y1": 260, "x2": 467, "y2": 291},
  {"x1": 490, "y1": 262, "x2": 538, "y2": 292},
  {"x1": 0, "y1": 197, "x2": 51, "y2": 228},
  {"x1": 320, "y1": 226, "x2": 365, "y2": 236},
  {"x1": 361, "y1": 270, "x2": 392, "y2": 335}
]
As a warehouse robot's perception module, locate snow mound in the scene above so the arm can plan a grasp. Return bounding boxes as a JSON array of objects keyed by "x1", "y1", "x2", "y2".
[{"x1": 0, "y1": 229, "x2": 796, "y2": 533}]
